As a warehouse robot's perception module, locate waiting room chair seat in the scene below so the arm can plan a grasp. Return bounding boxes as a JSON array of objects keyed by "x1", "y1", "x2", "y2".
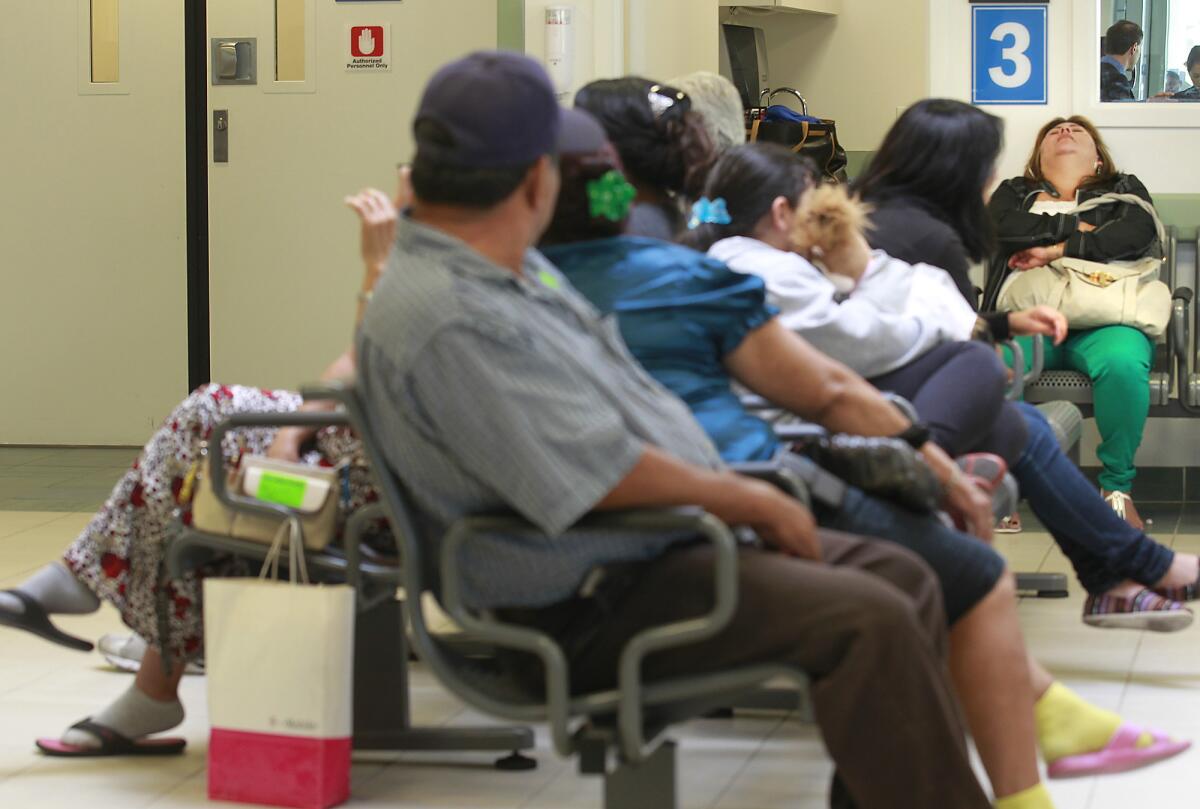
[{"x1": 1024, "y1": 369, "x2": 1172, "y2": 408}]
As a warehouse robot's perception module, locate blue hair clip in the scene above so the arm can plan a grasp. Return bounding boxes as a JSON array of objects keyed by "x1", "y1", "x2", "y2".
[{"x1": 688, "y1": 197, "x2": 733, "y2": 229}]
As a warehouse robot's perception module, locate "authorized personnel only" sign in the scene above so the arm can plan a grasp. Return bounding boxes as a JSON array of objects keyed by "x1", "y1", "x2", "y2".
[{"x1": 345, "y1": 24, "x2": 391, "y2": 73}]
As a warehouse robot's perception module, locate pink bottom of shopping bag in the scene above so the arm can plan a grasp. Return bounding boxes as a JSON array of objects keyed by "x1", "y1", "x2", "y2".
[{"x1": 209, "y1": 728, "x2": 351, "y2": 809}]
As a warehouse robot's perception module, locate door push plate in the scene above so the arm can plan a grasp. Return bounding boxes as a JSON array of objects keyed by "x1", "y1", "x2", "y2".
[
  {"x1": 213, "y1": 110, "x2": 230, "y2": 163},
  {"x1": 211, "y1": 38, "x2": 257, "y2": 85}
]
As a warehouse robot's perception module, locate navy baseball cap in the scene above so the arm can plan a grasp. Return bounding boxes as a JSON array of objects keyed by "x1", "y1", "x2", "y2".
[{"x1": 414, "y1": 51, "x2": 595, "y2": 168}]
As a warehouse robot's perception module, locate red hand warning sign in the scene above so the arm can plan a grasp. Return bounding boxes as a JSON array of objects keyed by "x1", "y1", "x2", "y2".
[
  {"x1": 350, "y1": 26, "x2": 384, "y2": 58},
  {"x1": 345, "y1": 24, "x2": 391, "y2": 72}
]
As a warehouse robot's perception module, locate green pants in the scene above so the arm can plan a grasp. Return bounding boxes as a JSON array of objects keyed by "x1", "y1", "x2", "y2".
[{"x1": 1010, "y1": 326, "x2": 1154, "y2": 493}]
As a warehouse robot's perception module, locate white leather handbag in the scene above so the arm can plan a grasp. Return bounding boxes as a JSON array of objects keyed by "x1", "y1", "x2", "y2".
[{"x1": 996, "y1": 193, "x2": 1171, "y2": 339}]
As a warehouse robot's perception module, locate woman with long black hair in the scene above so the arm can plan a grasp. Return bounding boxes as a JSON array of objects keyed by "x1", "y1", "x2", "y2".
[{"x1": 854, "y1": 97, "x2": 1200, "y2": 614}]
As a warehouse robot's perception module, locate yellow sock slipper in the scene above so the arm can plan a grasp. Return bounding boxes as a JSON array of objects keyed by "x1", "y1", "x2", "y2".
[
  {"x1": 1034, "y1": 682, "x2": 1151, "y2": 763},
  {"x1": 995, "y1": 782, "x2": 1055, "y2": 809}
]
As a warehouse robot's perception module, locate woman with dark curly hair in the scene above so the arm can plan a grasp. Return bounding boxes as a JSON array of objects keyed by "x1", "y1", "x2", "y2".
[{"x1": 574, "y1": 77, "x2": 717, "y2": 241}]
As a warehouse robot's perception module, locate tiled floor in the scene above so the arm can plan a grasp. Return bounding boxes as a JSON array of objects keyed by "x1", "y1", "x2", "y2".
[{"x1": 1, "y1": 448, "x2": 1199, "y2": 807}]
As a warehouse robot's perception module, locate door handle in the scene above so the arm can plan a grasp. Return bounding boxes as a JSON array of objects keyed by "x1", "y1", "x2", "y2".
[
  {"x1": 214, "y1": 110, "x2": 229, "y2": 163},
  {"x1": 216, "y1": 43, "x2": 238, "y2": 80},
  {"x1": 210, "y1": 38, "x2": 257, "y2": 85}
]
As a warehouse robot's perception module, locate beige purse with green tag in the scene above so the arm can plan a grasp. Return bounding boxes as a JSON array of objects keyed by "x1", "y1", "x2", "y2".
[{"x1": 190, "y1": 453, "x2": 340, "y2": 551}]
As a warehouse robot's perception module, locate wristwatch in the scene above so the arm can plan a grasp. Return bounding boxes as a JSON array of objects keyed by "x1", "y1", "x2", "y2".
[{"x1": 895, "y1": 423, "x2": 932, "y2": 449}]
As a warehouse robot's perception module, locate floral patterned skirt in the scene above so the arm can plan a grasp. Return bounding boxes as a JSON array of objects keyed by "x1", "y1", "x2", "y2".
[{"x1": 63, "y1": 384, "x2": 376, "y2": 660}]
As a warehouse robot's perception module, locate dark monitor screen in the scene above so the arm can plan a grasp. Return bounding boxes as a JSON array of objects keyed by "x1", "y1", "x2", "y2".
[{"x1": 723, "y1": 24, "x2": 762, "y2": 109}]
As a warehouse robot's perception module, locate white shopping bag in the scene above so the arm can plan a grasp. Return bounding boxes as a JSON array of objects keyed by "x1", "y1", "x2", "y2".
[{"x1": 203, "y1": 523, "x2": 356, "y2": 809}]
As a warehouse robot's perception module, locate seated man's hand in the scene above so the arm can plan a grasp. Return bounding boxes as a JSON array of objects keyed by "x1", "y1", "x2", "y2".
[
  {"x1": 1009, "y1": 306, "x2": 1068, "y2": 345},
  {"x1": 740, "y1": 480, "x2": 822, "y2": 561},
  {"x1": 346, "y1": 187, "x2": 399, "y2": 280}
]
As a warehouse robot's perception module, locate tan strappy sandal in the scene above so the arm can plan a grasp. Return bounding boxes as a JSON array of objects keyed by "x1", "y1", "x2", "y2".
[{"x1": 1101, "y1": 489, "x2": 1149, "y2": 531}]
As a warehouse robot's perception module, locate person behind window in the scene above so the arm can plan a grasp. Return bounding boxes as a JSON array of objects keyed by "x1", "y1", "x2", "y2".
[
  {"x1": 1173, "y1": 46, "x2": 1200, "y2": 100},
  {"x1": 1101, "y1": 20, "x2": 1142, "y2": 102},
  {"x1": 1164, "y1": 69, "x2": 1187, "y2": 95}
]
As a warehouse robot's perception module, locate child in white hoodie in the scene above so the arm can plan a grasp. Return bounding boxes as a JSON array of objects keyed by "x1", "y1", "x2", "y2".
[{"x1": 683, "y1": 144, "x2": 1035, "y2": 464}]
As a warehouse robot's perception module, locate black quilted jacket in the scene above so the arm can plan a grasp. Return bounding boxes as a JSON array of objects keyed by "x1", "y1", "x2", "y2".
[{"x1": 982, "y1": 173, "x2": 1158, "y2": 311}]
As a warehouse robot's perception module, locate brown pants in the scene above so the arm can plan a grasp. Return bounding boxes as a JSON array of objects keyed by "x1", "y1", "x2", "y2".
[{"x1": 516, "y1": 530, "x2": 991, "y2": 809}]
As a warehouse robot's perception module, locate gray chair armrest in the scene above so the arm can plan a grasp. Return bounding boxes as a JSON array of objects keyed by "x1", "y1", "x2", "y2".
[
  {"x1": 439, "y1": 507, "x2": 738, "y2": 763},
  {"x1": 1171, "y1": 287, "x2": 1193, "y2": 375},
  {"x1": 299, "y1": 380, "x2": 352, "y2": 403},
  {"x1": 1002, "y1": 334, "x2": 1045, "y2": 401},
  {"x1": 730, "y1": 461, "x2": 812, "y2": 506},
  {"x1": 1004, "y1": 339, "x2": 1024, "y2": 401}
]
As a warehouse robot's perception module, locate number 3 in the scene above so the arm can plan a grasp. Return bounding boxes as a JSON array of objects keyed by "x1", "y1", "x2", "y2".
[{"x1": 989, "y1": 22, "x2": 1032, "y2": 89}]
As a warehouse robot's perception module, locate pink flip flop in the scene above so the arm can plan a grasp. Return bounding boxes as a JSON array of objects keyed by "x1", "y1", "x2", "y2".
[
  {"x1": 36, "y1": 719, "x2": 186, "y2": 758},
  {"x1": 1047, "y1": 724, "x2": 1192, "y2": 778}
]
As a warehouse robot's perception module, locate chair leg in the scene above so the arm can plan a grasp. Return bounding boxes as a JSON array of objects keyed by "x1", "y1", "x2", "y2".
[
  {"x1": 1015, "y1": 572, "x2": 1070, "y2": 599},
  {"x1": 605, "y1": 741, "x2": 678, "y2": 809},
  {"x1": 353, "y1": 596, "x2": 411, "y2": 740},
  {"x1": 352, "y1": 597, "x2": 536, "y2": 761}
]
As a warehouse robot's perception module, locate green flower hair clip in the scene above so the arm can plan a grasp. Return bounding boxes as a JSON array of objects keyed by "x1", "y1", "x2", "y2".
[{"x1": 587, "y1": 170, "x2": 637, "y2": 223}]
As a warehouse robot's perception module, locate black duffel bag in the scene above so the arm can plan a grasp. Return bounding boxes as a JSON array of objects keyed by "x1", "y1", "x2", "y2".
[{"x1": 747, "y1": 88, "x2": 848, "y2": 183}]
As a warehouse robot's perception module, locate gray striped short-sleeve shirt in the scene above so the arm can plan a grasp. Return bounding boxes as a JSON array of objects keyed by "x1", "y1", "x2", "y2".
[{"x1": 357, "y1": 217, "x2": 725, "y2": 609}]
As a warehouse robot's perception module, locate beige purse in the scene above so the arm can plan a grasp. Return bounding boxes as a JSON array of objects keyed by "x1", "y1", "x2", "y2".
[
  {"x1": 996, "y1": 193, "x2": 1171, "y2": 339},
  {"x1": 190, "y1": 452, "x2": 341, "y2": 551}
]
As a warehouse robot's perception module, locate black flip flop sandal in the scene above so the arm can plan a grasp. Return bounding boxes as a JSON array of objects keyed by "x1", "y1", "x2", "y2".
[
  {"x1": 0, "y1": 590, "x2": 94, "y2": 652},
  {"x1": 36, "y1": 719, "x2": 186, "y2": 757}
]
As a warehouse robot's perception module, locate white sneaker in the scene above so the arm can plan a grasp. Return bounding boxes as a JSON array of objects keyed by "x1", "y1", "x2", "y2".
[{"x1": 97, "y1": 633, "x2": 204, "y2": 675}]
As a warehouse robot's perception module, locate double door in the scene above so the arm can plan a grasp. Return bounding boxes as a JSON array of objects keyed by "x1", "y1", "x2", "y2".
[
  {"x1": 207, "y1": 0, "x2": 499, "y2": 389},
  {"x1": 0, "y1": 0, "x2": 498, "y2": 444}
]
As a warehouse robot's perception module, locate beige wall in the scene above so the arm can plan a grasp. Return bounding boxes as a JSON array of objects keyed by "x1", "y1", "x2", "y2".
[
  {"x1": 724, "y1": 1, "x2": 928, "y2": 151},
  {"x1": 522, "y1": 0, "x2": 719, "y2": 96},
  {"x1": 627, "y1": 0, "x2": 720, "y2": 80},
  {"x1": 929, "y1": 0, "x2": 1200, "y2": 194}
]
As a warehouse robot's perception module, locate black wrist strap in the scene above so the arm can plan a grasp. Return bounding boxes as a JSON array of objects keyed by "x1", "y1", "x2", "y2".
[{"x1": 895, "y1": 423, "x2": 931, "y2": 449}]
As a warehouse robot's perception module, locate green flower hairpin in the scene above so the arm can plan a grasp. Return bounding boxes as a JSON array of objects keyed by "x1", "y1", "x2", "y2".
[{"x1": 587, "y1": 170, "x2": 637, "y2": 222}]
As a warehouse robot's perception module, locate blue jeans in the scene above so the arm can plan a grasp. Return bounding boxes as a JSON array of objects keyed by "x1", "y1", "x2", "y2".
[
  {"x1": 1012, "y1": 403, "x2": 1173, "y2": 594},
  {"x1": 816, "y1": 484, "x2": 1005, "y2": 624}
]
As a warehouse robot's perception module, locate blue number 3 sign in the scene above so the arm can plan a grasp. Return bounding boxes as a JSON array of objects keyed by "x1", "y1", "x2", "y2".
[{"x1": 972, "y1": 5, "x2": 1048, "y2": 105}]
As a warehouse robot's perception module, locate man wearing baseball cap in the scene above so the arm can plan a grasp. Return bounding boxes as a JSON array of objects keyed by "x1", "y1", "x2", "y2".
[{"x1": 356, "y1": 52, "x2": 993, "y2": 808}]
